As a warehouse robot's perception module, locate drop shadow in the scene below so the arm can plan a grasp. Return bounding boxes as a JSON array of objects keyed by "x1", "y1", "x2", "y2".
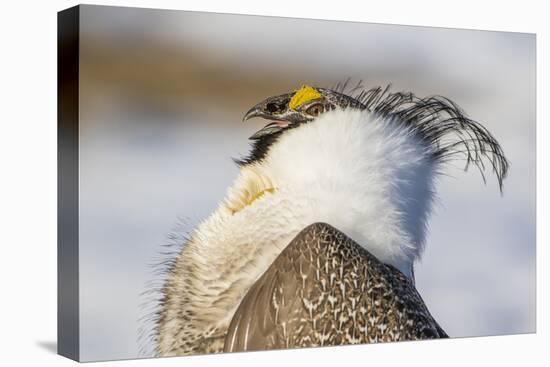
[{"x1": 36, "y1": 340, "x2": 57, "y2": 354}]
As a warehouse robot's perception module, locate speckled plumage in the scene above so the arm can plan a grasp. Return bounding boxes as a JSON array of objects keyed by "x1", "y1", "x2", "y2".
[{"x1": 224, "y1": 222, "x2": 447, "y2": 352}]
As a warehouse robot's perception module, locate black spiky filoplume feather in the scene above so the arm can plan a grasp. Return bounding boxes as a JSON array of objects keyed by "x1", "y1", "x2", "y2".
[{"x1": 238, "y1": 82, "x2": 509, "y2": 192}]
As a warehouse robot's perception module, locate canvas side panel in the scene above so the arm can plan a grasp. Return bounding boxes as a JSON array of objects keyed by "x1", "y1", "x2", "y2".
[{"x1": 57, "y1": 5, "x2": 80, "y2": 362}]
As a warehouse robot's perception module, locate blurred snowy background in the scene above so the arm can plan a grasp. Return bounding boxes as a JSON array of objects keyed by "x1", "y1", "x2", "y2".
[{"x1": 77, "y1": 5, "x2": 535, "y2": 361}]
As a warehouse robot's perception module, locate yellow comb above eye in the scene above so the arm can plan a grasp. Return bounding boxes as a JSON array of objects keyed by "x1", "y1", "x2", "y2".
[{"x1": 288, "y1": 84, "x2": 322, "y2": 110}]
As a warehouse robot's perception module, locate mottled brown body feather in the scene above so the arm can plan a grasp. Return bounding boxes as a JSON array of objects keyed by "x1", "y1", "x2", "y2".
[{"x1": 224, "y1": 223, "x2": 447, "y2": 353}]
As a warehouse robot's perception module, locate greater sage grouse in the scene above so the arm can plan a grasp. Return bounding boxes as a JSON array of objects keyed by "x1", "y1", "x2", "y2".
[{"x1": 153, "y1": 83, "x2": 508, "y2": 356}]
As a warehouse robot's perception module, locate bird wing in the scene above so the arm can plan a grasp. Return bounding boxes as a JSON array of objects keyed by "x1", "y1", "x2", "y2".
[{"x1": 223, "y1": 222, "x2": 447, "y2": 353}]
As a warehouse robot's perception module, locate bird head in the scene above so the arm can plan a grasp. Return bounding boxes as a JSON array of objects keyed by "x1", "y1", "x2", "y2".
[{"x1": 243, "y1": 84, "x2": 364, "y2": 139}]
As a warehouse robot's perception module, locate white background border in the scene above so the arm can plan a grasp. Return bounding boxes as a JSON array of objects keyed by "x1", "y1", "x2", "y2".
[{"x1": 0, "y1": 0, "x2": 546, "y2": 366}]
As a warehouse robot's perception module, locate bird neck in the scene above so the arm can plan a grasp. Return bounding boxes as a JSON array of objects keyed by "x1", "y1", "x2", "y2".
[{"x1": 229, "y1": 109, "x2": 438, "y2": 278}]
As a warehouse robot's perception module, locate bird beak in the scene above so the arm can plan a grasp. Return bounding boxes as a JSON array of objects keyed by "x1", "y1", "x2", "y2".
[
  {"x1": 242, "y1": 93, "x2": 294, "y2": 122},
  {"x1": 242, "y1": 105, "x2": 265, "y2": 122},
  {"x1": 242, "y1": 93, "x2": 297, "y2": 140}
]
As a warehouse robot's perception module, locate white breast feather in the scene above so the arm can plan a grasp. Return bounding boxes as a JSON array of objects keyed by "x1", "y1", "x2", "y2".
[{"x1": 194, "y1": 108, "x2": 436, "y2": 283}]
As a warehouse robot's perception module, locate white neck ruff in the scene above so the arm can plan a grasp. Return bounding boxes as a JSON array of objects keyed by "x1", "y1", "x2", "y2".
[{"x1": 220, "y1": 108, "x2": 438, "y2": 278}]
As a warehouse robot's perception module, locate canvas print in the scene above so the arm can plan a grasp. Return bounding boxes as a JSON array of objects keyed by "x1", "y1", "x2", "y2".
[{"x1": 57, "y1": 5, "x2": 536, "y2": 362}]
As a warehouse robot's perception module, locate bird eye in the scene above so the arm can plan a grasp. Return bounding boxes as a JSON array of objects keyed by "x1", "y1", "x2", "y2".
[
  {"x1": 306, "y1": 104, "x2": 324, "y2": 117},
  {"x1": 266, "y1": 102, "x2": 285, "y2": 113}
]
